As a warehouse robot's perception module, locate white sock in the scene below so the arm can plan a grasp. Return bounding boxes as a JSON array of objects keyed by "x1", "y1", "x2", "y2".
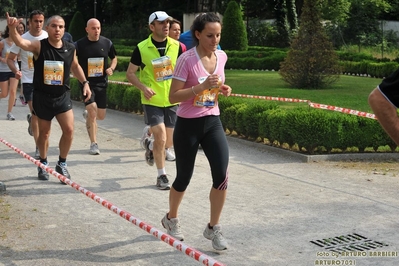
[{"x1": 157, "y1": 168, "x2": 166, "y2": 177}]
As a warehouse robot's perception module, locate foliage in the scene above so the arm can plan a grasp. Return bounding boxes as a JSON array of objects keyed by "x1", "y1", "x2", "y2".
[
  {"x1": 279, "y1": 0, "x2": 341, "y2": 89},
  {"x1": 273, "y1": 0, "x2": 290, "y2": 48},
  {"x1": 246, "y1": 19, "x2": 278, "y2": 46},
  {"x1": 220, "y1": 0, "x2": 248, "y2": 51},
  {"x1": 69, "y1": 11, "x2": 87, "y2": 41}
]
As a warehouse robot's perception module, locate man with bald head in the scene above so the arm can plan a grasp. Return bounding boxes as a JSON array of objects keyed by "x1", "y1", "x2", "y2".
[{"x1": 75, "y1": 18, "x2": 117, "y2": 155}]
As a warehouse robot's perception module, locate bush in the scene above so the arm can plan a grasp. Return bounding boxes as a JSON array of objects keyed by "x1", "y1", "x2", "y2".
[
  {"x1": 220, "y1": 0, "x2": 248, "y2": 51},
  {"x1": 69, "y1": 11, "x2": 87, "y2": 41}
]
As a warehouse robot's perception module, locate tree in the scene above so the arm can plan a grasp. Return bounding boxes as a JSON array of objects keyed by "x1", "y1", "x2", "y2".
[
  {"x1": 69, "y1": 11, "x2": 87, "y2": 41},
  {"x1": 279, "y1": 0, "x2": 340, "y2": 89},
  {"x1": 286, "y1": 0, "x2": 298, "y2": 32},
  {"x1": 273, "y1": 0, "x2": 290, "y2": 47},
  {"x1": 220, "y1": 0, "x2": 248, "y2": 51}
]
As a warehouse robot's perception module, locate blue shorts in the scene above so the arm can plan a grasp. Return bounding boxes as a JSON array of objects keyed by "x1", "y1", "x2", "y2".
[{"x1": 0, "y1": 72, "x2": 15, "y2": 82}]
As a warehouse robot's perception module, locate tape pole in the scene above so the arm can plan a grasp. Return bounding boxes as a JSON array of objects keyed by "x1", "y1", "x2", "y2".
[{"x1": 0, "y1": 138, "x2": 225, "y2": 266}]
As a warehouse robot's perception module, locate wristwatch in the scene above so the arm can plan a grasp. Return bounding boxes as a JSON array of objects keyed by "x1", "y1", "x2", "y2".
[{"x1": 82, "y1": 80, "x2": 89, "y2": 85}]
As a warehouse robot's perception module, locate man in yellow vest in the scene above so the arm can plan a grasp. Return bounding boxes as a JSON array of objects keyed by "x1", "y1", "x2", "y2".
[{"x1": 126, "y1": 11, "x2": 183, "y2": 190}]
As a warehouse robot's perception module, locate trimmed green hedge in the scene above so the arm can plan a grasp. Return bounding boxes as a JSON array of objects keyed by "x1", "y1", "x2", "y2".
[{"x1": 70, "y1": 80, "x2": 396, "y2": 155}]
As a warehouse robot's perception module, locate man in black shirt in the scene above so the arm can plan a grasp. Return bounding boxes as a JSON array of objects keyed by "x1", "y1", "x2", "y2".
[
  {"x1": 75, "y1": 18, "x2": 117, "y2": 155},
  {"x1": 7, "y1": 13, "x2": 91, "y2": 183}
]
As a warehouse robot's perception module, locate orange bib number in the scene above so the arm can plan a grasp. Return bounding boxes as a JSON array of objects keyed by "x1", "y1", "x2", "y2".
[
  {"x1": 43, "y1": 60, "x2": 64, "y2": 85},
  {"x1": 152, "y1": 56, "x2": 173, "y2": 82},
  {"x1": 88, "y1": 57, "x2": 104, "y2": 77}
]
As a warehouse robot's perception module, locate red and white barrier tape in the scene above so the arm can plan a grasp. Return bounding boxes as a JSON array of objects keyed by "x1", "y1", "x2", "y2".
[
  {"x1": 108, "y1": 80, "x2": 376, "y2": 119},
  {"x1": 308, "y1": 102, "x2": 376, "y2": 119},
  {"x1": 0, "y1": 137, "x2": 225, "y2": 266}
]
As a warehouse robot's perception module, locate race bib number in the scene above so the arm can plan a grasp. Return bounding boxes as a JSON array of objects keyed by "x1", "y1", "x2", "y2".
[
  {"x1": 193, "y1": 76, "x2": 222, "y2": 107},
  {"x1": 43, "y1": 60, "x2": 64, "y2": 85},
  {"x1": 27, "y1": 52, "x2": 34, "y2": 70},
  {"x1": 152, "y1": 56, "x2": 173, "y2": 82},
  {"x1": 88, "y1": 57, "x2": 104, "y2": 77}
]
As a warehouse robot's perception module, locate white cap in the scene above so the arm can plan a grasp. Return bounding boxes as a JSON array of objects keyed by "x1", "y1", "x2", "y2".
[{"x1": 148, "y1": 11, "x2": 172, "y2": 24}]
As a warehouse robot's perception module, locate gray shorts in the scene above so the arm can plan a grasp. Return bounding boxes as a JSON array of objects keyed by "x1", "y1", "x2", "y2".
[{"x1": 143, "y1": 104, "x2": 178, "y2": 128}]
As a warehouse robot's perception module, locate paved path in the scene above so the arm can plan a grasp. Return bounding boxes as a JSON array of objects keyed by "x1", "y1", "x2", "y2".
[{"x1": 0, "y1": 96, "x2": 398, "y2": 266}]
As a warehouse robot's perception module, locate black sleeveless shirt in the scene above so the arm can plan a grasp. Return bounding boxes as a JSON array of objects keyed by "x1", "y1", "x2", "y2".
[{"x1": 33, "y1": 39, "x2": 75, "y2": 96}]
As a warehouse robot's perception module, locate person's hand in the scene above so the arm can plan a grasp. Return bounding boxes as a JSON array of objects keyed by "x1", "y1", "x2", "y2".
[
  {"x1": 143, "y1": 87, "x2": 156, "y2": 100},
  {"x1": 6, "y1": 13, "x2": 22, "y2": 29},
  {"x1": 82, "y1": 84, "x2": 92, "y2": 102},
  {"x1": 106, "y1": 67, "x2": 114, "y2": 76},
  {"x1": 204, "y1": 74, "x2": 221, "y2": 90},
  {"x1": 15, "y1": 70, "x2": 22, "y2": 80},
  {"x1": 219, "y1": 84, "x2": 231, "y2": 97}
]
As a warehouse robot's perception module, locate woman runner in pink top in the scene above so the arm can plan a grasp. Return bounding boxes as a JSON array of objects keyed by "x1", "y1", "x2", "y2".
[{"x1": 161, "y1": 12, "x2": 232, "y2": 251}]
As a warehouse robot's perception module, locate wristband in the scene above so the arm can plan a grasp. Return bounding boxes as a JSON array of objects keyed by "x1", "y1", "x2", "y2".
[{"x1": 191, "y1": 86, "x2": 198, "y2": 96}]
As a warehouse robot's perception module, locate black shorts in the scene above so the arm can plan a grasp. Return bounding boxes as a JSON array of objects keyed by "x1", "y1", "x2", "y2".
[
  {"x1": 143, "y1": 104, "x2": 178, "y2": 128},
  {"x1": 378, "y1": 68, "x2": 399, "y2": 108},
  {"x1": 0, "y1": 72, "x2": 15, "y2": 81},
  {"x1": 32, "y1": 91, "x2": 73, "y2": 121},
  {"x1": 22, "y1": 83, "x2": 34, "y2": 102},
  {"x1": 81, "y1": 83, "x2": 107, "y2": 109}
]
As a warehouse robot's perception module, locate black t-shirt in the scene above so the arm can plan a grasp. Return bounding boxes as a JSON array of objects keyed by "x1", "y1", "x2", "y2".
[
  {"x1": 130, "y1": 37, "x2": 183, "y2": 70},
  {"x1": 75, "y1": 36, "x2": 117, "y2": 86},
  {"x1": 33, "y1": 39, "x2": 75, "y2": 96}
]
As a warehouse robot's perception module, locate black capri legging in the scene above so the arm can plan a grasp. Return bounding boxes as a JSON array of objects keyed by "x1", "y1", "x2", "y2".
[{"x1": 172, "y1": 115, "x2": 229, "y2": 192}]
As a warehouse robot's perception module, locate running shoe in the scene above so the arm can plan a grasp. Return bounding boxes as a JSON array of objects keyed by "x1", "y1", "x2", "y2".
[
  {"x1": 27, "y1": 113, "x2": 33, "y2": 136},
  {"x1": 7, "y1": 113, "x2": 15, "y2": 120},
  {"x1": 161, "y1": 213, "x2": 184, "y2": 241},
  {"x1": 203, "y1": 224, "x2": 228, "y2": 250},
  {"x1": 82, "y1": 110, "x2": 88, "y2": 120},
  {"x1": 56, "y1": 162, "x2": 71, "y2": 185},
  {"x1": 156, "y1": 174, "x2": 171, "y2": 190},
  {"x1": 89, "y1": 142, "x2": 100, "y2": 155},
  {"x1": 38, "y1": 161, "x2": 49, "y2": 181},
  {"x1": 140, "y1": 126, "x2": 151, "y2": 150},
  {"x1": 165, "y1": 148, "x2": 176, "y2": 161},
  {"x1": 144, "y1": 138, "x2": 154, "y2": 166},
  {"x1": 19, "y1": 95, "x2": 26, "y2": 105}
]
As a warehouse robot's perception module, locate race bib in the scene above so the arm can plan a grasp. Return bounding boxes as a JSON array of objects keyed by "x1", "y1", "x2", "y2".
[
  {"x1": 43, "y1": 60, "x2": 64, "y2": 85},
  {"x1": 152, "y1": 56, "x2": 173, "y2": 82},
  {"x1": 193, "y1": 76, "x2": 222, "y2": 108},
  {"x1": 88, "y1": 57, "x2": 104, "y2": 77},
  {"x1": 27, "y1": 52, "x2": 34, "y2": 70}
]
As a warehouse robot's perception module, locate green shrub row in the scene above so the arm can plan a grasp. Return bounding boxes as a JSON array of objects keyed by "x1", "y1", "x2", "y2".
[
  {"x1": 70, "y1": 81, "x2": 396, "y2": 154},
  {"x1": 70, "y1": 79, "x2": 143, "y2": 114},
  {"x1": 220, "y1": 97, "x2": 396, "y2": 154}
]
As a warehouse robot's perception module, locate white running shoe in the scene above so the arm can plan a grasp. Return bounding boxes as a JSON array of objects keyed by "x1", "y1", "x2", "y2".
[
  {"x1": 7, "y1": 113, "x2": 15, "y2": 121},
  {"x1": 165, "y1": 148, "x2": 176, "y2": 161},
  {"x1": 82, "y1": 110, "x2": 88, "y2": 120},
  {"x1": 203, "y1": 224, "x2": 228, "y2": 250},
  {"x1": 89, "y1": 142, "x2": 100, "y2": 155},
  {"x1": 140, "y1": 126, "x2": 151, "y2": 150},
  {"x1": 161, "y1": 213, "x2": 184, "y2": 241}
]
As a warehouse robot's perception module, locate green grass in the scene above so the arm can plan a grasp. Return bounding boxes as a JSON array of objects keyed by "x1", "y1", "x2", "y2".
[{"x1": 111, "y1": 69, "x2": 381, "y2": 113}]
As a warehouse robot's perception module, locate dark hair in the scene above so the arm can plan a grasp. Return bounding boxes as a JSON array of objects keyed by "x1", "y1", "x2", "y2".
[
  {"x1": 18, "y1": 21, "x2": 26, "y2": 32},
  {"x1": 2, "y1": 26, "x2": 10, "y2": 38},
  {"x1": 170, "y1": 18, "x2": 182, "y2": 29},
  {"x1": 29, "y1": 10, "x2": 45, "y2": 20},
  {"x1": 190, "y1": 12, "x2": 221, "y2": 47}
]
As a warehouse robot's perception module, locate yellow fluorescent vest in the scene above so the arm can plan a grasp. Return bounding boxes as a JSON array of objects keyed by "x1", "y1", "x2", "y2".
[{"x1": 138, "y1": 35, "x2": 180, "y2": 107}]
